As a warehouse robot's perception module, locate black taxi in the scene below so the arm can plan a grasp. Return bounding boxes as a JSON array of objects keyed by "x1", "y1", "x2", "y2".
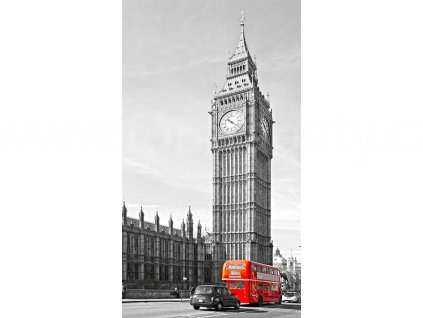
[{"x1": 190, "y1": 285, "x2": 240, "y2": 311}]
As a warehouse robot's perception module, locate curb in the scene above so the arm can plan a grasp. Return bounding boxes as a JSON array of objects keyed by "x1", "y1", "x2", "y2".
[{"x1": 123, "y1": 299, "x2": 190, "y2": 303}]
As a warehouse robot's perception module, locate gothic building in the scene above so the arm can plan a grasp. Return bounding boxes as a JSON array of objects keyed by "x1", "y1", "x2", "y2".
[
  {"x1": 273, "y1": 247, "x2": 301, "y2": 291},
  {"x1": 122, "y1": 203, "x2": 213, "y2": 289},
  {"x1": 210, "y1": 14, "x2": 273, "y2": 265}
]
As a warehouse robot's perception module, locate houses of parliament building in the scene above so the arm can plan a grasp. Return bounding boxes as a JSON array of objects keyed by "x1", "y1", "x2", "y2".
[{"x1": 122, "y1": 14, "x2": 274, "y2": 289}]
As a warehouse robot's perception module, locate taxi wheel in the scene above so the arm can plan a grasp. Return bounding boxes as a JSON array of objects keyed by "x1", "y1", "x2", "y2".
[
  {"x1": 193, "y1": 306, "x2": 200, "y2": 310},
  {"x1": 234, "y1": 301, "x2": 240, "y2": 309},
  {"x1": 216, "y1": 302, "x2": 222, "y2": 311}
]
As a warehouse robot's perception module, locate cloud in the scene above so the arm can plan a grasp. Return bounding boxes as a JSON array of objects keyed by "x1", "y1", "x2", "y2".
[
  {"x1": 123, "y1": 158, "x2": 164, "y2": 179},
  {"x1": 125, "y1": 202, "x2": 159, "y2": 209}
]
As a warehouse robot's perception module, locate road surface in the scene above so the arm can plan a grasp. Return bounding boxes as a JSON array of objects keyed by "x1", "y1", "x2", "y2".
[{"x1": 123, "y1": 301, "x2": 300, "y2": 318}]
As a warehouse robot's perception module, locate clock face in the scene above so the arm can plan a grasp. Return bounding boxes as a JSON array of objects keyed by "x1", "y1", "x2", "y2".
[
  {"x1": 220, "y1": 110, "x2": 244, "y2": 134},
  {"x1": 261, "y1": 116, "x2": 270, "y2": 139}
]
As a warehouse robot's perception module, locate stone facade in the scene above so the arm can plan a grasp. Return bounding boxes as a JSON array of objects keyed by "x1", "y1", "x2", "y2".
[
  {"x1": 122, "y1": 203, "x2": 213, "y2": 289},
  {"x1": 210, "y1": 15, "x2": 273, "y2": 265}
]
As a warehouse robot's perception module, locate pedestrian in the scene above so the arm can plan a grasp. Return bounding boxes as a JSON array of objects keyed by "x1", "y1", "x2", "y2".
[
  {"x1": 175, "y1": 286, "x2": 179, "y2": 299},
  {"x1": 122, "y1": 281, "x2": 127, "y2": 299},
  {"x1": 190, "y1": 286, "x2": 195, "y2": 296}
]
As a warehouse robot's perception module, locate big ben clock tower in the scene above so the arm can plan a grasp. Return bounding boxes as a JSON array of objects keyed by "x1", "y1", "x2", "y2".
[{"x1": 210, "y1": 14, "x2": 273, "y2": 265}]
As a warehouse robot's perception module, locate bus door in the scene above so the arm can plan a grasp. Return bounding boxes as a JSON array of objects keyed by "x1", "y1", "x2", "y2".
[
  {"x1": 227, "y1": 280, "x2": 248, "y2": 303},
  {"x1": 250, "y1": 280, "x2": 258, "y2": 303}
]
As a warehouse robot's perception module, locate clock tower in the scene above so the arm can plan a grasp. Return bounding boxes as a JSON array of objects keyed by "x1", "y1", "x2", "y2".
[{"x1": 210, "y1": 14, "x2": 273, "y2": 265}]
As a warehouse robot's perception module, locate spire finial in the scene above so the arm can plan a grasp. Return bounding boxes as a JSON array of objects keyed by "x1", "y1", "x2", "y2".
[
  {"x1": 240, "y1": 11, "x2": 245, "y2": 27},
  {"x1": 240, "y1": 12, "x2": 246, "y2": 39}
]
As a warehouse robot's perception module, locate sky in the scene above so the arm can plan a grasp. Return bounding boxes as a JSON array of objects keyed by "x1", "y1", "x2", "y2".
[{"x1": 123, "y1": 0, "x2": 301, "y2": 261}]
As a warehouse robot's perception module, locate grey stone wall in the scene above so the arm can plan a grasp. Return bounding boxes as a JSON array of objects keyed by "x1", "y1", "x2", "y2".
[{"x1": 125, "y1": 289, "x2": 191, "y2": 299}]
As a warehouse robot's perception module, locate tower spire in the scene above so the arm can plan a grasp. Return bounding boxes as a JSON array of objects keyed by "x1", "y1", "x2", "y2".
[{"x1": 228, "y1": 12, "x2": 250, "y2": 63}]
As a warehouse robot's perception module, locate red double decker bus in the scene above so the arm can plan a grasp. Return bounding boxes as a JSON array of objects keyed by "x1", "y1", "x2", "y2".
[{"x1": 222, "y1": 260, "x2": 282, "y2": 305}]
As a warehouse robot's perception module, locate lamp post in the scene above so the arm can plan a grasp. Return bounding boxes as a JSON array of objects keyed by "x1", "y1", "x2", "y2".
[{"x1": 183, "y1": 277, "x2": 187, "y2": 296}]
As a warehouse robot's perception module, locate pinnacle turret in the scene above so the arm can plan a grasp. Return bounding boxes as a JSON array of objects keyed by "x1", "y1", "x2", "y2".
[
  {"x1": 187, "y1": 206, "x2": 194, "y2": 239},
  {"x1": 197, "y1": 220, "x2": 202, "y2": 239},
  {"x1": 139, "y1": 206, "x2": 144, "y2": 229},
  {"x1": 181, "y1": 218, "x2": 186, "y2": 238},
  {"x1": 168, "y1": 213, "x2": 174, "y2": 235},
  {"x1": 154, "y1": 211, "x2": 160, "y2": 232},
  {"x1": 122, "y1": 201, "x2": 127, "y2": 226}
]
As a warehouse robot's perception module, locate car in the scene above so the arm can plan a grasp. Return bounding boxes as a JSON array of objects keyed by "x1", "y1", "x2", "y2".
[
  {"x1": 190, "y1": 285, "x2": 240, "y2": 311},
  {"x1": 282, "y1": 291, "x2": 301, "y2": 303}
]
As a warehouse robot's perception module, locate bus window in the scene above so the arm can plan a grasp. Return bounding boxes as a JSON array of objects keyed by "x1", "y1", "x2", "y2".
[{"x1": 229, "y1": 281, "x2": 245, "y2": 289}]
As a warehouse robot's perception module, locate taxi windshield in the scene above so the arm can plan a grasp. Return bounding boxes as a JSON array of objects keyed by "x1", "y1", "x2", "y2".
[{"x1": 194, "y1": 286, "x2": 214, "y2": 295}]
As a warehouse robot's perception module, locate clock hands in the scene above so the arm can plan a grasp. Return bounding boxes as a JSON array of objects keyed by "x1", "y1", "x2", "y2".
[
  {"x1": 227, "y1": 118, "x2": 241, "y2": 131},
  {"x1": 227, "y1": 118, "x2": 237, "y2": 126}
]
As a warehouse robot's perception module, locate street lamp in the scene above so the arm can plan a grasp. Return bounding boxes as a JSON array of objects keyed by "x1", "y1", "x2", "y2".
[{"x1": 183, "y1": 277, "x2": 187, "y2": 294}]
